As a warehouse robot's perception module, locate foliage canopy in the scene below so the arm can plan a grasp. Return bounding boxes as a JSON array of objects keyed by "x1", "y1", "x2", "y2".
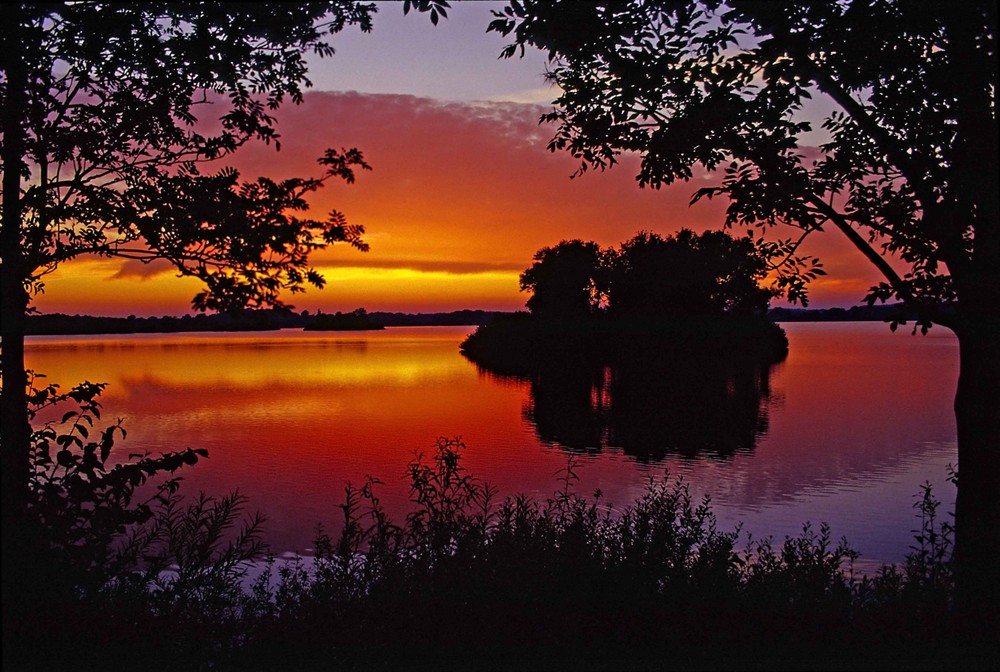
[
  {"x1": 489, "y1": 1, "x2": 997, "y2": 328},
  {"x1": 2, "y1": 2, "x2": 383, "y2": 313},
  {"x1": 520, "y1": 229, "x2": 778, "y2": 320}
]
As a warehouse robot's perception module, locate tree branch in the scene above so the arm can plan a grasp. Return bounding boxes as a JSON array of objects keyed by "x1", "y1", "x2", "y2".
[
  {"x1": 806, "y1": 66, "x2": 940, "y2": 210},
  {"x1": 806, "y1": 195, "x2": 911, "y2": 298},
  {"x1": 807, "y1": 195, "x2": 954, "y2": 327}
]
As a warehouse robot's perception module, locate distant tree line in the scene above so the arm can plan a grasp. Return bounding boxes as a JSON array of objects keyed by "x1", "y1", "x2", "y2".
[
  {"x1": 24, "y1": 303, "x2": 924, "y2": 338},
  {"x1": 768, "y1": 304, "x2": 925, "y2": 324},
  {"x1": 24, "y1": 309, "x2": 504, "y2": 335},
  {"x1": 304, "y1": 308, "x2": 384, "y2": 331}
]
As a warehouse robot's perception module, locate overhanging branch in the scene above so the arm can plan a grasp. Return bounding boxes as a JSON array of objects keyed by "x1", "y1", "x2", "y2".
[
  {"x1": 807, "y1": 67, "x2": 941, "y2": 212},
  {"x1": 807, "y1": 196, "x2": 912, "y2": 302}
]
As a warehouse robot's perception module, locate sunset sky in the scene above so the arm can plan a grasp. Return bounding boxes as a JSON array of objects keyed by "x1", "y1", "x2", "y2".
[{"x1": 34, "y1": 1, "x2": 890, "y2": 317}]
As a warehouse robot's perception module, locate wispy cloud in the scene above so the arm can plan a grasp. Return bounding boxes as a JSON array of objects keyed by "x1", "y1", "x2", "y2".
[
  {"x1": 107, "y1": 258, "x2": 176, "y2": 281},
  {"x1": 485, "y1": 86, "x2": 560, "y2": 105},
  {"x1": 321, "y1": 258, "x2": 525, "y2": 275},
  {"x1": 36, "y1": 90, "x2": 881, "y2": 315}
]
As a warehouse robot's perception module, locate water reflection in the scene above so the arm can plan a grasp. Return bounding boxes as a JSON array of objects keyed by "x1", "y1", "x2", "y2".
[
  {"x1": 475, "y1": 347, "x2": 778, "y2": 461},
  {"x1": 24, "y1": 323, "x2": 959, "y2": 563}
]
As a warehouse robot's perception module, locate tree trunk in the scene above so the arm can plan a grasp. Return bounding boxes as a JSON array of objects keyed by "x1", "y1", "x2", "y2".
[
  {"x1": 952, "y1": 318, "x2": 1000, "y2": 625},
  {"x1": 1, "y1": 9, "x2": 32, "y2": 630}
]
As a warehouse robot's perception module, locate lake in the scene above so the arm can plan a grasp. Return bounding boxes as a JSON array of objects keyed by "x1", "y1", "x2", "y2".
[{"x1": 25, "y1": 322, "x2": 959, "y2": 569}]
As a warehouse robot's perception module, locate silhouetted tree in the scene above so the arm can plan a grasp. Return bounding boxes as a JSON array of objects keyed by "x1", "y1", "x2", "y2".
[
  {"x1": 519, "y1": 229, "x2": 776, "y2": 320},
  {"x1": 520, "y1": 239, "x2": 605, "y2": 319},
  {"x1": 608, "y1": 229, "x2": 777, "y2": 319},
  {"x1": 0, "y1": 0, "x2": 447, "y2": 628},
  {"x1": 490, "y1": 1, "x2": 998, "y2": 614}
]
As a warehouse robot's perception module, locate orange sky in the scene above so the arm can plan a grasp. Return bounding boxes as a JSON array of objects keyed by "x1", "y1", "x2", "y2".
[
  {"x1": 31, "y1": 2, "x2": 896, "y2": 317},
  {"x1": 33, "y1": 90, "x2": 890, "y2": 317}
]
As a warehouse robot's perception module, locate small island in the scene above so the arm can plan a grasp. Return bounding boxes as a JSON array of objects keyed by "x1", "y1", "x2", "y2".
[
  {"x1": 461, "y1": 230, "x2": 789, "y2": 376},
  {"x1": 303, "y1": 307, "x2": 385, "y2": 331}
]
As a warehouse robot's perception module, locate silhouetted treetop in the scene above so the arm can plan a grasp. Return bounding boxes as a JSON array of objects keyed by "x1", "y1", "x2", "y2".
[
  {"x1": 520, "y1": 229, "x2": 778, "y2": 320},
  {"x1": 464, "y1": 228, "x2": 788, "y2": 384},
  {"x1": 490, "y1": 0, "x2": 996, "y2": 323},
  {"x1": 607, "y1": 229, "x2": 777, "y2": 319},
  {"x1": 520, "y1": 239, "x2": 605, "y2": 320},
  {"x1": 4, "y1": 2, "x2": 384, "y2": 313}
]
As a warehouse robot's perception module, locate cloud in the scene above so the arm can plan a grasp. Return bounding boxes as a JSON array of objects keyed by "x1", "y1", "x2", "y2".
[
  {"x1": 37, "y1": 89, "x2": 883, "y2": 315},
  {"x1": 107, "y1": 258, "x2": 177, "y2": 281},
  {"x1": 485, "y1": 86, "x2": 561, "y2": 105},
  {"x1": 229, "y1": 91, "x2": 733, "y2": 266},
  {"x1": 322, "y1": 257, "x2": 525, "y2": 275}
]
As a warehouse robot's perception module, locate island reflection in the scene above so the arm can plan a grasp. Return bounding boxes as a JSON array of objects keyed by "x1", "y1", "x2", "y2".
[{"x1": 471, "y1": 344, "x2": 779, "y2": 461}]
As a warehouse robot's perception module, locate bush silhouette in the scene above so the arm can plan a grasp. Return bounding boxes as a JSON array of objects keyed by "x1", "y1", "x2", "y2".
[{"x1": 12, "y1": 395, "x2": 993, "y2": 671}]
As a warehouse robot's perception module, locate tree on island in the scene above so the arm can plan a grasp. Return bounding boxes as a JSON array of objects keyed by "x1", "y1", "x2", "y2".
[
  {"x1": 490, "y1": 0, "x2": 998, "y2": 614},
  {"x1": 520, "y1": 239, "x2": 605, "y2": 319},
  {"x1": 519, "y1": 229, "x2": 779, "y2": 322},
  {"x1": 463, "y1": 228, "x2": 787, "y2": 374},
  {"x1": 607, "y1": 229, "x2": 777, "y2": 319},
  {"x1": 0, "y1": 0, "x2": 447, "y2": 633}
]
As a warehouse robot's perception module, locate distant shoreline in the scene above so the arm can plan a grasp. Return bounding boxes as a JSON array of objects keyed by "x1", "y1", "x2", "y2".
[
  {"x1": 25, "y1": 304, "x2": 915, "y2": 336},
  {"x1": 24, "y1": 309, "x2": 504, "y2": 336}
]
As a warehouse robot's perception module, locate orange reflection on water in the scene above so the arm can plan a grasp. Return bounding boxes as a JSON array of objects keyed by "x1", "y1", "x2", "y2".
[
  {"x1": 27, "y1": 327, "x2": 571, "y2": 552},
  {"x1": 28, "y1": 329, "x2": 471, "y2": 388},
  {"x1": 25, "y1": 323, "x2": 960, "y2": 562}
]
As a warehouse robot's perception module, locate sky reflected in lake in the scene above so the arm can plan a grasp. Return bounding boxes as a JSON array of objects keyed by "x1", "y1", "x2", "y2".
[{"x1": 26, "y1": 322, "x2": 958, "y2": 566}]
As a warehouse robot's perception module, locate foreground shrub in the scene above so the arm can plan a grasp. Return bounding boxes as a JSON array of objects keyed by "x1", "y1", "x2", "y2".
[
  {"x1": 233, "y1": 440, "x2": 990, "y2": 671},
  {"x1": 9, "y1": 413, "x2": 995, "y2": 671},
  {"x1": 6, "y1": 375, "x2": 260, "y2": 671}
]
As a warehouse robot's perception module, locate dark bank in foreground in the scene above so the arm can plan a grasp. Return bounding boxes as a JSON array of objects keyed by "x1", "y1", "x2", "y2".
[{"x1": 7, "y1": 420, "x2": 996, "y2": 671}]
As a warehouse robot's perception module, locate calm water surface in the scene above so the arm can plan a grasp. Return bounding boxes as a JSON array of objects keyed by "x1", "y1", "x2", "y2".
[{"x1": 26, "y1": 322, "x2": 958, "y2": 567}]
